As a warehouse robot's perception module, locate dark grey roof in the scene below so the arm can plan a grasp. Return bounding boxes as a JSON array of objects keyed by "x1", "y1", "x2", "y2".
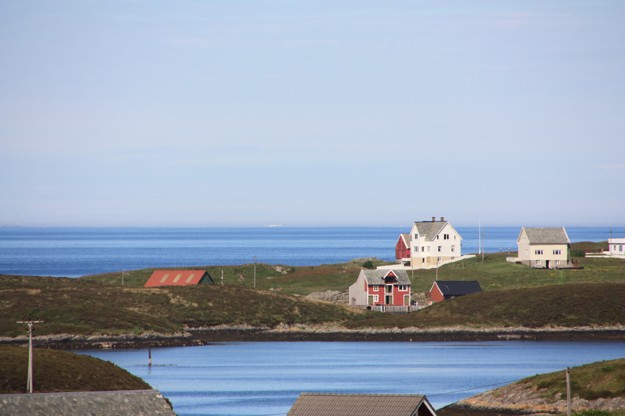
[
  {"x1": 362, "y1": 269, "x2": 411, "y2": 285},
  {"x1": 521, "y1": 227, "x2": 570, "y2": 244},
  {"x1": 0, "y1": 390, "x2": 175, "y2": 416},
  {"x1": 414, "y1": 221, "x2": 448, "y2": 241},
  {"x1": 287, "y1": 393, "x2": 435, "y2": 416},
  {"x1": 433, "y1": 280, "x2": 482, "y2": 297}
]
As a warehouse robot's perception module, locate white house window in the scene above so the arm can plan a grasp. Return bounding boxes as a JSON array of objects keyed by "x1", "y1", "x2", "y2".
[
  {"x1": 535, "y1": 249, "x2": 543, "y2": 255},
  {"x1": 555, "y1": 260, "x2": 560, "y2": 265},
  {"x1": 536, "y1": 260, "x2": 542, "y2": 266},
  {"x1": 444, "y1": 234, "x2": 450, "y2": 240},
  {"x1": 422, "y1": 247, "x2": 425, "y2": 252},
  {"x1": 414, "y1": 246, "x2": 419, "y2": 252},
  {"x1": 553, "y1": 249, "x2": 561, "y2": 255},
  {"x1": 422, "y1": 258, "x2": 425, "y2": 263},
  {"x1": 438, "y1": 246, "x2": 442, "y2": 252},
  {"x1": 620, "y1": 245, "x2": 623, "y2": 252},
  {"x1": 414, "y1": 234, "x2": 418, "y2": 239},
  {"x1": 451, "y1": 245, "x2": 455, "y2": 252}
]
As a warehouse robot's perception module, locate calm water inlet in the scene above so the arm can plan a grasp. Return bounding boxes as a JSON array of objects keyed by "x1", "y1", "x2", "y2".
[{"x1": 82, "y1": 341, "x2": 625, "y2": 416}]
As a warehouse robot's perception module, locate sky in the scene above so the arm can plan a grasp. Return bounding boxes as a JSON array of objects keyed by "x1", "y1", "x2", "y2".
[{"x1": 1, "y1": 1, "x2": 624, "y2": 227}]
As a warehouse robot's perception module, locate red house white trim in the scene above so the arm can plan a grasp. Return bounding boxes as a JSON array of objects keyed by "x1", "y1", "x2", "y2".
[{"x1": 349, "y1": 269, "x2": 411, "y2": 307}]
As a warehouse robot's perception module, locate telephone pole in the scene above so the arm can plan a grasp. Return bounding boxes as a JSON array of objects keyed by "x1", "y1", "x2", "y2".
[
  {"x1": 253, "y1": 256, "x2": 257, "y2": 289},
  {"x1": 566, "y1": 367, "x2": 572, "y2": 416},
  {"x1": 16, "y1": 320, "x2": 43, "y2": 393}
]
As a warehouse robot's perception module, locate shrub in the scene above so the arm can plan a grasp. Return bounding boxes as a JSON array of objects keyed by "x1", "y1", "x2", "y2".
[
  {"x1": 574, "y1": 411, "x2": 610, "y2": 416},
  {"x1": 362, "y1": 260, "x2": 374, "y2": 269}
]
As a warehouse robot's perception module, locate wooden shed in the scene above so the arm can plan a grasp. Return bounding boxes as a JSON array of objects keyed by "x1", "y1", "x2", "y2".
[{"x1": 430, "y1": 280, "x2": 482, "y2": 303}]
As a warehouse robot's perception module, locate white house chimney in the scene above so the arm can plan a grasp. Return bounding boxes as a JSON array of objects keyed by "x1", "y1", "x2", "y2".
[
  {"x1": 432, "y1": 216, "x2": 436, "y2": 222},
  {"x1": 441, "y1": 216, "x2": 445, "y2": 222}
]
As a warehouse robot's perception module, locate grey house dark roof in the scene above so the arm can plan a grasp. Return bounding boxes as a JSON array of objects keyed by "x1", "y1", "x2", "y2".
[
  {"x1": 287, "y1": 393, "x2": 436, "y2": 416},
  {"x1": 361, "y1": 269, "x2": 411, "y2": 285},
  {"x1": 0, "y1": 390, "x2": 175, "y2": 416},
  {"x1": 520, "y1": 227, "x2": 570, "y2": 245},
  {"x1": 433, "y1": 280, "x2": 482, "y2": 298}
]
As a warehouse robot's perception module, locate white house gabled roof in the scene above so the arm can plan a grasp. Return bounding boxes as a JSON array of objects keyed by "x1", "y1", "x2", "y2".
[
  {"x1": 519, "y1": 227, "x2": 570, "y2": 245},
  {"x1": 412, "y1": 220, "x2": 462, "y2": 242}
]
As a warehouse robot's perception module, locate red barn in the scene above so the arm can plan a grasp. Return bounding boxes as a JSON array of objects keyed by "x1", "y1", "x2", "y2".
[
  {"x1": 349, "y1": 269, "x2": 411, "y2": 307},
  {"x1": 144, "y1": 270, "x2": 214, "y2": 288},
  {"x1": 395, "y1": 234, "x2": 411, "y2": 265},
  {"x1": 429, "y1": 280, "x2": 482, "y2": 303}
]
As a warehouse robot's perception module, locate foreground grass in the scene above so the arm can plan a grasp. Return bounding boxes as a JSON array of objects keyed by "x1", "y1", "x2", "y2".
[
  {"x1": 0, "y1": 346, "x2": 150, "y2": 393},
  {"x1": 527, "y1": 358, "x2": 625, "y2": 401}
]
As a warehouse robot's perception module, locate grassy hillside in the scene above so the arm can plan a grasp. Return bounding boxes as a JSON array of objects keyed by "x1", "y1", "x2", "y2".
[
  {"x1": 0, "y1": 275, "x2": 355, "y2": 337},
  {"x1": 526, "y1": 358, "x2": 625, "y2": 401},
  {"x1": 81, "y1": 259, "x2": 381, "y2": 295},
  {"x1": 0, "y1": 346, "x2": 150, "y2": 393},
  {"x1": 439, "y1": 358, "x2": 625, "y2": 416},
  {"x1": 347, "y1": 283, "x2": 625, "y2": 329}
]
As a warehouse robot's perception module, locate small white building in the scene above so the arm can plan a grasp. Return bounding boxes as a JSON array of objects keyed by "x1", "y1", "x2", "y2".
[
  {"x1": 510, "y1": 227, "x2": 571, "y2": 269},
  {"x1": 608, "y1": 238, "x2": 625, "y2": 257}
]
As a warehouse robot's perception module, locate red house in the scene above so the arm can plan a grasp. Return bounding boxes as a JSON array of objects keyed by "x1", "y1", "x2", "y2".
[
  {"x1": 348, "y1": 269, "x2": 411, "y2": 308},
  {"x1": 144, "y1": 270, "x2": 214, "y2": 288},
  {"x1": 429, "y1": 280, "x2": 482, "y2": 303}
]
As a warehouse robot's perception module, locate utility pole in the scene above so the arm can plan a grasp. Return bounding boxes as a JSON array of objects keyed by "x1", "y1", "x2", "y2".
[
  {"x1": 566, "y1": 367, "x2": 572, "y2": 416},
  {"x1": 253, "y1": 256, "x2": 257, "y2": 289},
  {"x1": 221, "y1": 270, "x2": 224, "y2": 286},
  {"x1": 16, "y1": 320, "x2": 43, "y2": 393}
]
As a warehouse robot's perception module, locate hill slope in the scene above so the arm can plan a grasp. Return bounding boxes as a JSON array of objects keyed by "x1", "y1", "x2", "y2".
[
  {"x1": 439, "y1": 358, "x2": 625, "y2": 416},
  {"x1": 0, "y1": 346, "x2": 150, "y2": 393},
  {"x1": 347, "y1": 283, "x2": 625, "y2": 329}
]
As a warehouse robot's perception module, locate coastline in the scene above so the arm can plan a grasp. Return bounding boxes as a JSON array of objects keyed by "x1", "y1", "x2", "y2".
[{"x1": 3, "y1": 325, "x2": 625, "y2": 350}]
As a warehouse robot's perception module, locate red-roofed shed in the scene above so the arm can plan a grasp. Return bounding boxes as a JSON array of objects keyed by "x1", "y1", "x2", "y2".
[{"x1": 144, "y1": 270, "x2": 214, "y2": 288}]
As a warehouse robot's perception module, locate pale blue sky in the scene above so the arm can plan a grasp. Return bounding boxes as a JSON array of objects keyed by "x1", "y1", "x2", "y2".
[{"x1": 1, "y1": 1, "x2": 624, "y2": 227}]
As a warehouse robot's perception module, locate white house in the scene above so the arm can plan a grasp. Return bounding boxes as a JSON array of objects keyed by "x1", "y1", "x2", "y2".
[
  {"x1": 511, "y1": 227, "x2": 571, "y2": 269},
  {"x1": 398, "y1": 217, "x2": 462, "y2": 269},
  {"x1": 608, "y1": 237, "x2": 625, "y2": 257}
]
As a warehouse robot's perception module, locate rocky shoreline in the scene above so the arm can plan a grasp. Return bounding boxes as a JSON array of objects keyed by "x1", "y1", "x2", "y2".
[{"x1": 2, "y1": 325, "x2": 624, "y2": 350}]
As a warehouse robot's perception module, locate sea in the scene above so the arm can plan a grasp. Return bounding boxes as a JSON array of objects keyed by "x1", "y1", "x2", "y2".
[
  {"x1": 0, "y1": 226, "x2": 621, "y2": 277},
  {"x1": 81, "y1": 341, "x2": 625, "y2": 416}
]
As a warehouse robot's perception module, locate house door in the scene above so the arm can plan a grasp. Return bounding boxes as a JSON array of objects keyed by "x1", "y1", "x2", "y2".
[
  {"x1": 545, "y1": 260, "x2": 550, "y2": 269},
  {"x1": 385, "y1": 295, "x2": 392, "y2": 305}
]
